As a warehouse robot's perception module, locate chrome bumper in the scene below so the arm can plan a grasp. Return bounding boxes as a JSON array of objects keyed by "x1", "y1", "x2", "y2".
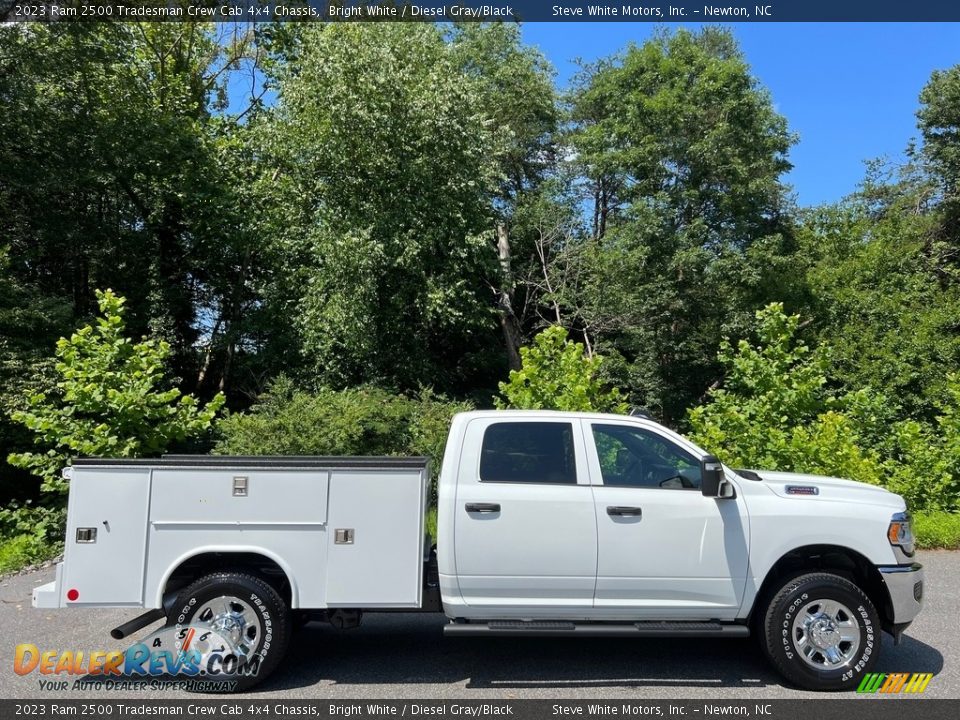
[{"x1": 878, "y1": 562, "x2": 924, "y2": 624}]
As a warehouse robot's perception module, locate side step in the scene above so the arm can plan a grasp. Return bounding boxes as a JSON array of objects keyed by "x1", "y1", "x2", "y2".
[{"x1": 443, "y1": 620, "x2": 750, "y2": 638}]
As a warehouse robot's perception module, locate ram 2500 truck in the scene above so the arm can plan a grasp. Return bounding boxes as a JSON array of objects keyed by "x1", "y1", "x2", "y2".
[{"x1": 32, "y1": 410, "x2": 923, "y2": 692}]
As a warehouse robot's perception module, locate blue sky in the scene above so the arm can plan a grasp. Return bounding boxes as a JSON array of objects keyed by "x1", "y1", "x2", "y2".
[{"x1": 521, "y1": 22, "x2": 960, "y2": 207}]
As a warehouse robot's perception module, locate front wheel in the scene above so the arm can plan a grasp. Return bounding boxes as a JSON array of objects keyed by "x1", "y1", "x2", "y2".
[
  {"x1": 762, "y1": 572, "x2": 880, "y2": 691},
  {"x1": 168, "y1": 571, "x2": 292, "y2": 692}
]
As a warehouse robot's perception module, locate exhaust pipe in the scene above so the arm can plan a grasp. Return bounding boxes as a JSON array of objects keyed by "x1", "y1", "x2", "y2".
[{"x1": 110, "y1": 608, "x2": 166, "y2": 640}]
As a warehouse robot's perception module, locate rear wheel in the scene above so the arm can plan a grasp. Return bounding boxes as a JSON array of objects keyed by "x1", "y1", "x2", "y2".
[
  {"x1": 168, "y1": 571, "x2": 291, "y2": 692},
  {"x1": 762, "y1": 572, "x2": 880, "y2": 691}
]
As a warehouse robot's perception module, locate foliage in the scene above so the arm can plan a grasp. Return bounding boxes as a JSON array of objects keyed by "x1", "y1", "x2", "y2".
[
  {"x1": 688, "y1": 303, "x2": 884, "y2": 484},
  {"x1": 447, "y1": 23, "x2": 561, "y2": 372},
  {"x1": 0, "y1": 22, "x2": 268, "y2": 396},
  {"x1": 496, "y1": 326, "x2": 627, "y2": 413},
  {"x1": 0, "y1": 248, "x2": 72, "y2": 504},
  {"x1": 883, "y1": 379, "x2": 960, "y2": 513},
  {"x1": 918, "y1": 64, "x2": 960, "y2": 199},
  {"x1": 913, "y1": 512, "x2": 960, "y2": 550},
  {"x1": 797, "y1": 202, "x2": 960, "y2": 422},
  {"x1": 563, "y1": 27, "x2": 798, "y2": 422},
  {"x1": 215, "y1": 378, "x2": 473, "y2": 493},
  {"x1": 689, "y1": 303, "x2": 960, "y2": 513},
  {"x1": 268, "y1": 24, "x2": 502, "y2": 393},
  {"x1": 0, "y1": 532, "x2": 60, "y2": 576},
  {"x1": 425, "y1": 507, "x2": 438, "y2": 545},
  {"x1": 0, "y1": 501, "x2": 65, "y2": 569},
  {"x1": 7, "y1": 290, "x2": 225, "y2": 495}
]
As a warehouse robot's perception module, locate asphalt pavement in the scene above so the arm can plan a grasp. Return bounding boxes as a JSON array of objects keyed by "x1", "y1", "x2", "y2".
[{"x1": 1, "y1": 551, "x2": 955, "y2": 700}]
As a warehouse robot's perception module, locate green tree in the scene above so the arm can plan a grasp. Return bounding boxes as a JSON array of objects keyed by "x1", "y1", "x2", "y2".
[
  {"x1": 918, "y1": 65, "x2": 960, "y2": 203},
  {"x1": 8, "y1": 290, "x2": 225, "y2": 495},
  {"x1": 448, "y1": 23, "x2": 560, "y2": 369},
  {"x1": 0, "y1": 248, "x2": 72, "y2": 504},
  {"x1": 0, "y1": 23, "x2": 266, "y2": 392},
  {"x1": 496, "y1": 326, "x2": 627, "y2": 413},
  {"x1": 913, "y1": 63, "x2": 960, "y2": 284},
  {"x1": 564, "y1": 28, "x2": 797, "y2": 422},
  {"x1": 687, "y1": 303, "x2": 883, "y2": 485},
  {"x1": 796, "y1": 199, "x2": 960, "y2": 423},
  {"x1": 267, "y1": 24, "x2": 501, "y2": 394}
]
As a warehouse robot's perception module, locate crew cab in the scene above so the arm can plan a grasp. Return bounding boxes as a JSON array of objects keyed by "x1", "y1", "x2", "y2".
[{"x1": 33, "y1": 410, "x2": 924, "y2": 691}]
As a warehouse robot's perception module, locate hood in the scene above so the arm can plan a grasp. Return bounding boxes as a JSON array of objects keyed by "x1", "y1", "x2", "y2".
[{"x1": 740, "y1": 469, "x2": 906, "y2": 511}]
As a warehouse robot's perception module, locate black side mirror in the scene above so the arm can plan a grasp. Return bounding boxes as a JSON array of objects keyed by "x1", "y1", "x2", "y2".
[{"x1": 700, "y1": 455, "x2": 724, "y2": 497}]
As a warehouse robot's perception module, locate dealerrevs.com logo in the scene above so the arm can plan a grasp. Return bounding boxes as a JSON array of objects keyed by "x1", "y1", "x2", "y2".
[
  {"x1": 12, "y1": 625, "x2": 261, "y2": 692},
  {"x1": 857, "y1": 673, "x2": 934, "y2": 694}
]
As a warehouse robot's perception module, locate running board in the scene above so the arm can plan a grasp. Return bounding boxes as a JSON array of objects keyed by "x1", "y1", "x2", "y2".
[{"x1": 443, "y1": 620, "x2": 750, "y2": 638}]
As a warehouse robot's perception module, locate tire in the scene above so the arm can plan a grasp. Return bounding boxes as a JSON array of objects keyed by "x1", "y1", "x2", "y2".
[
  {"x1": 761, "y1": 572, "x2": 880, "y2": 691},
  {"x1": 168, "y1": 571, "x2": 292, "y2": 692}
]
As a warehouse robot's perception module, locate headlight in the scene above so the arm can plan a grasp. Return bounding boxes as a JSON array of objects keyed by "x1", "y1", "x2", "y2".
[{"x1": 888, "y1": 512, "x2": 915, "y2": 557}]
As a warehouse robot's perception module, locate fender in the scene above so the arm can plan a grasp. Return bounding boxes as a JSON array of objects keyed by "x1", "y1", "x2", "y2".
[{"x1": 154, "y1": 545, "x2": 301, "y2": 609}]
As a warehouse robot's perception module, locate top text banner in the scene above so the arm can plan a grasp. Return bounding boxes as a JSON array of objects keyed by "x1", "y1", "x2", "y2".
[{"x1": 4, "y1": 0, "x2": 960, "y2": 22}]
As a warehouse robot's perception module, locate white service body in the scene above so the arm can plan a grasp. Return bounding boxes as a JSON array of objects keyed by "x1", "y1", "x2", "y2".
[{"x1": 35, "y1": 457, "x2": 429, "y2": 611}]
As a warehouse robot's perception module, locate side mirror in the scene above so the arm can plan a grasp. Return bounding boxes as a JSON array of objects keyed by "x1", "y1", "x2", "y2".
[{"x1": 700, "y1": 455, "x2": 725, "y2": 497}]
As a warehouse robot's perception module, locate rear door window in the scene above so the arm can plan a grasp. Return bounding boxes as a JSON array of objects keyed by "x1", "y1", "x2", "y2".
[{"x1": 480, "y1": 422, "x2": 578, "y2": 484}]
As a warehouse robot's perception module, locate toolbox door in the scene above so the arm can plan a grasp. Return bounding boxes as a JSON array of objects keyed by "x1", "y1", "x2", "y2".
[{"x1": 61, "y1": 468, "x2": 151, "y2": 606}]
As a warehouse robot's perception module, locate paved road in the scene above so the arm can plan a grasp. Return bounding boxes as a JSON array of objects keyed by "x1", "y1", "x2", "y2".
[{"x1": 1, "y1": 551, "x2": 955, "y2": 700}]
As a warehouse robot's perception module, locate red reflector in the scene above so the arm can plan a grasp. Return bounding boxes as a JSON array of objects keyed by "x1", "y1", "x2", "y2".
[{"x1": 66, "y1": 588, "x2": 79, "y2": 601}]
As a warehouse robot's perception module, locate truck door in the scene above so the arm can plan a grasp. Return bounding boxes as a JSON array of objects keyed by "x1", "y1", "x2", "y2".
[
  {"x1": 453, "y1": 417, "x2": 598, "y2": 611},
  {"x1": 585, "y1": 420, "x2": 749, "y2": 619}
]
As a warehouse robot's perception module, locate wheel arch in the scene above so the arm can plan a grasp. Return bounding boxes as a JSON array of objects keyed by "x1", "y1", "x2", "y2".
[
  {"x1": 157, "y1": 546, "x2": 299, "y2": 609},
  {"x1": 750, "y1": 544, "x2": 892, "y2": 632}
]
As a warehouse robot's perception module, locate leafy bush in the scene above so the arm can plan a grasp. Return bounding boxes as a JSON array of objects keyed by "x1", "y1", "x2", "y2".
[
  {"x1": 0, "y1": 500, "x2": 65, "y2": 569},
  {"x1": 8, "y1": 290, "x2": 225, "y2": 495},
  {"x1": 1, "y1": 289, "x2": 224, "y2": 574},
  {"x1": 688, "y1": 303, "x2": 960, "y2": 513},
  {"x1": 688, "y1": 303, "x2": 884, "y2": 484},
  {"x1": 0, "y1": 501, "x2": 64, "y2": 575},
  {"x1": 913, "y1": 512, "x2": 960, "y2": 549},
  {"x1": 496, "y1": 326, "x2": 627, "y2": 413},
  {"x1": 0, "y1": 533, "x2": 58, "y2": 575},
  {"x1": 215, "y1": 379, "x2": 473, "y2": 499}
]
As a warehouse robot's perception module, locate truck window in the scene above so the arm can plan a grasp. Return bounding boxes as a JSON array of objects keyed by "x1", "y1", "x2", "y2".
[
  {"x1": 480, "y1": 422, "x2": 578, "y2": 484},
  {"x1": 592, "y1": 424, "x2": 701, "y2": 490}
]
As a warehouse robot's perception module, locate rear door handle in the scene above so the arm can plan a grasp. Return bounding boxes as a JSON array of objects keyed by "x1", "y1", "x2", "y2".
[
  {"x1": 465, "y1": 503, "x2": 501, "y2": 514},
  {"x1": 607, "y1": 505, "x2": 642, "y2": 517}
]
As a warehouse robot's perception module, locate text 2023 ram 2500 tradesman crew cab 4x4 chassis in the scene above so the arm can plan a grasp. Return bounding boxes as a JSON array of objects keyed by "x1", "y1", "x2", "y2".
[{"x1": 33, "y1": 410, "x2": 924, "y2": 691}]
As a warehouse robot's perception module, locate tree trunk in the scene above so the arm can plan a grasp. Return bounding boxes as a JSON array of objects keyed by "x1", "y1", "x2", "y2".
[
  {"x1": 496, "y1": 221, "x2": 523, "y2": 370},
  {"x1": 196, "y1": 314, "x2": 223, "y2": 389}
]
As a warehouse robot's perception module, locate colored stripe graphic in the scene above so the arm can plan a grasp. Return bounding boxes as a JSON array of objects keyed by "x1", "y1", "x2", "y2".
[
  {"x1": 857, "y1": 672, "x2": 932, "y2": 694},
  {"x1": 857, "y1": 673, "x2": 886, "y2": 693},
  {"x1": 880, "y1": 673, "x2": 909, "y2": 693},
  {"x1": 903, "y1": 673, "x2": 934, "y2": 693}
]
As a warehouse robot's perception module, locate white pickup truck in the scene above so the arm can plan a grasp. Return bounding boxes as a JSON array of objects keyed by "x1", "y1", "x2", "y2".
[{"x1": 33, "y1": 410, "x2": 923, "y2": 692}]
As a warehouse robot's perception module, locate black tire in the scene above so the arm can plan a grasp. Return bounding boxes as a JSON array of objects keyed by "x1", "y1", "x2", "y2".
[
  {"x1": 168, "y1": 571, "x2": 291, "y2": 692},
  {"x1": 762, "y1": 572, "x2": 880, "y2": 691}
]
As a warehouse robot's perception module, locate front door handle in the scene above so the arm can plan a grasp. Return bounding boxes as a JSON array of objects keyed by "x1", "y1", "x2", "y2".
[
  {"x1": 607, "y1": 505, "x2": 642, "y2": 517},
  {"x1": 465, "y1": 503, "x2": 501, "y2": 514}
]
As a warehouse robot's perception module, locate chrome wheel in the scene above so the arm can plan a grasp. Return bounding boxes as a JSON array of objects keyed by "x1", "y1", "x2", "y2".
[
  {"x1": 791, "y1": 598, "x2": 861, "y2": 670},
  {"x1": 187, "y1": 595, "x2": 262, "y2": 662}
]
